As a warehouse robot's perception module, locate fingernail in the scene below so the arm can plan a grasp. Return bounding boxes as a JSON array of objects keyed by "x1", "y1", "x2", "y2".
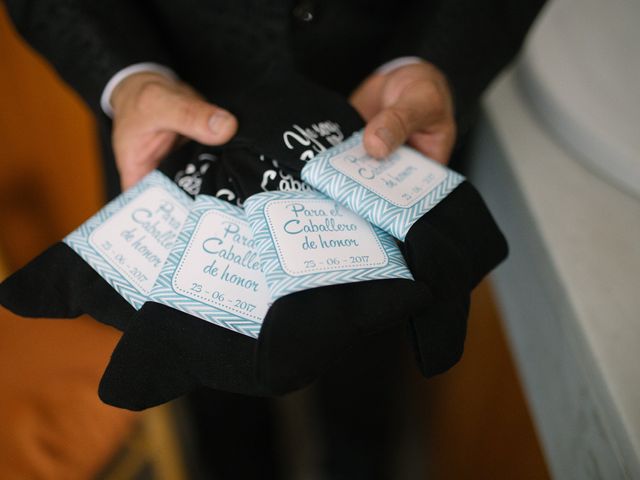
[
  {"x1": 375, "y1": 127, "x2": 395, "y2": 153},
  {"x1": 208, "y1": 111, "x2": 230, "y2": 134}
]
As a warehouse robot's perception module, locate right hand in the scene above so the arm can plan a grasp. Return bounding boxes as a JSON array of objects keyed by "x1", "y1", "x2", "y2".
[{"x1": 110, "y1": 72, "x2": 237, "y2": 189}]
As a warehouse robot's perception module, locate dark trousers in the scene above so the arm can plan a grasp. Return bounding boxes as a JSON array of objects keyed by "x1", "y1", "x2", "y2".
[{"x1": 186, "y1": 325, "x2": 413, "y2": 480}]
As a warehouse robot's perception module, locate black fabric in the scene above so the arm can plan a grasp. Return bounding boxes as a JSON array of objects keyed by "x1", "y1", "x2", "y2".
[
  {"x1": 98, "y1": 72, "x2": 433, "y2": 410},
  {"x1": 5, "y1": 0, "x2": 546, "y2": 133},
  {"x1": 99, "y1": 279, "x2": 429, "y2": 409},
  {"x1": 403, "y1": 181, "x2": 508, "y2": 376},
  {"x1": 185, "y1": 388, "x2": 281, "y2": 480},
  {"x1": 4, "y1": 0, "x2": 174, "y2": 116},
  {"x1": 0, "y1": 147, "x2": 200, "y2": 331},
  {"x1": 216, "y1": 66, "x2": 366, "y2": 204},
  {"x1": 228, "y1": 65, "x2": 364, "y2": 165},
  {"x1": 0, "y1": 242, "x2": 133, "y2": 330},
  {"x1": 313, "y1": 323, "x2": 411, "y2": 480}
]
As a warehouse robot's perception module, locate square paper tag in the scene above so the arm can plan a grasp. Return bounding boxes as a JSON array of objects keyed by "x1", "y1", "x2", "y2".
[
  {"x1": 150, "y1": 195, "x2": 270, "y2": 338},
  {"x1": 301, "y1": 130, "x2": 465, "y2": 240},
  {"x1": 64, "y1": 170, "x2": 192, "y2": 309},
  {"x1": 244, "y1": 189, "x2": 413, "y2": 301}
]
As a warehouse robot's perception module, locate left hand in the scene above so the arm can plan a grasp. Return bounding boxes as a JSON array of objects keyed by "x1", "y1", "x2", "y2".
[{"x1": 349, "y1": 61, "x2": 456, "y2": 164}]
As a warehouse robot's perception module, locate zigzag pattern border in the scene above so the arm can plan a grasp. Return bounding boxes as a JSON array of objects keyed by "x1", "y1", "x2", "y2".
[
  {"x1": 63, "y1": 171, "x2": 192, "y2": 310},
  {"x1": 244, "y1": 190, "x2": 413, "y2": 301},
  {"x1": 301, "y1": 131, "x2": 465, "y2": 241},
  {"x1": 150, "y1": 195, "x2": 264, "y2": 338}
]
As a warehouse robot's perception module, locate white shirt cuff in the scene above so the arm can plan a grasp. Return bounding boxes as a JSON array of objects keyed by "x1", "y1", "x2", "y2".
[
  {"x1": 100, "y1": 62, "x2": 178, "y2": 117},
  {"x1": 375, "y1": 56, "x2": 424, "y2": 75}
]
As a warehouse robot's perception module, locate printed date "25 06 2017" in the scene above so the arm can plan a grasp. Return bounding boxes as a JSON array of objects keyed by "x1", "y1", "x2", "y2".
[
  {"x1": 303, "y1": 255, "x2": 370, "y2": 269},
  {"x1": 101, "y1": 240, "x2": 149, "y2": 283},
  {"x1": 189, "y1": 283, "x2": 256, "y2": 312}
]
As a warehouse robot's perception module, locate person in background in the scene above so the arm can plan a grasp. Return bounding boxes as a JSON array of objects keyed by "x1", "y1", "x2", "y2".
[{"x1": 5, "y1": 1, "x2": 545, "y2": 478}]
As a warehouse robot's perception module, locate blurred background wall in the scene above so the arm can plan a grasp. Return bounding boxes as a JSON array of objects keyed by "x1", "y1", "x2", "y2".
[{"x1": 0, "y1": 4, "x2": 137, "y2": 478}]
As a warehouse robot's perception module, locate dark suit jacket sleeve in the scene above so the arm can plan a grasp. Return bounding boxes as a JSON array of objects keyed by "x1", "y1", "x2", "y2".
[
  {"x1": 5, "y1": 0, "x2": 173, "y2": 114},
  {"x1": 379, "y1": 0, "x2": 547, "y2": 133}
]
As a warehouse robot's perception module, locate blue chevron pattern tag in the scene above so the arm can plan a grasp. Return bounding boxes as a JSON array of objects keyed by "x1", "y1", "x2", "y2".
[
  {"x1": 151, "y1": 196, "x2": 269, "y2": 338},
  {"x1": 301, "y1": 130, "x2": 465, "y2": 240},
  {"x1": 63, "y1": 170, "x2": 192, "y2": 309},
  {"x1": 244, "y1": 190, "x2": 413, "y2": 301}
]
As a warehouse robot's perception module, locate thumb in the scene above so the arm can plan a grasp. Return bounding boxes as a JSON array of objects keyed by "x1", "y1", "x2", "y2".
[
  {"x1": 362, "y1": 77, "x2": 449, "y2": 159},
  {"x1": 362, "y1": 100, "x2": 424, "y2": 158},
  {"x1": 156, "y1": 93, "x2": 238, "y2": 145}
]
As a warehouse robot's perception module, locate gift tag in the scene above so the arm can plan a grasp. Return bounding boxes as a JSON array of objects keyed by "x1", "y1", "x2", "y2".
[
  {"x1": 151, "y1": 195, "x2": 270, "y2": 338},
  {"x1": 244, "y1": 189, "x2": 413, "y2": 301},
  {"x1": 301, "y1": 130, "x2": 465, "y2": 240},
  {"x1": 63, "y1": 171, "x2": 192, "y2": 309}
]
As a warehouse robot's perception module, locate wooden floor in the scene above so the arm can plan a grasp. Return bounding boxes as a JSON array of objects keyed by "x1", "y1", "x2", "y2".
[{"x1": 0, "y1": 4, "x2": 550, "y2": 478}]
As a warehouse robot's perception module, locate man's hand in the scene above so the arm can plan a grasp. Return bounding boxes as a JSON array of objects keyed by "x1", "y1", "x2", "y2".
[
  {"x1": 110, "y1": 72, "x2": 237, "y2": 189},
  {"x1": 350, "y1": 61, "x2": 455, "y2": 164}
]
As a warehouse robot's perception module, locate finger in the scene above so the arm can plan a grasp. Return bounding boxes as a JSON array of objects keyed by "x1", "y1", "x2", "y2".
[
  {"x1": 155, "y1": 93, "x2": 238, "y2": 145},
  {"x1": 408, "y1": 122, "x2": 457, "y2": 165},
  {"x1": 363, "y1": 81, "x2": 447, "y2": 158},
  {"x1": 349, "y1": 74, "x2": 385, "y2": 120},
  {"x1": 116, "y1": 134, "x2": 176, "y2": 190},
  {"x1": 362, "y1": 104, "x2": 424, "y2": 158}
]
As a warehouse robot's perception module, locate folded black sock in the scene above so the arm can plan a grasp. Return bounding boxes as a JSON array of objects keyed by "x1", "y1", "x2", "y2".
[
  {"x1": 0, "y1": 242, "x2": 133, "y2": 329},
  {"x1": 254, "y1": 279, "x2": 429, "y2": 394},
  {"x1": 406, "y1": 182, "x2": 508, "y2": 290},
  {"x1": 100, "y1": 150, "x2": 430, "y2": 409},
  {"x1": 100, "y1": 278, "x2": 429, "y2": 410},
  {"x1": 0, "y1": 143, "x2": 205, "y2": 330},
  {"x1": 99, "y1": 71, "x2": 430, "y2": 410},
  {"x1": 403, "y1": 181, "x2": 508, "y2": 376},
  {"x1": 298, "y1": 122, "x2": 508, "y2": 377}
]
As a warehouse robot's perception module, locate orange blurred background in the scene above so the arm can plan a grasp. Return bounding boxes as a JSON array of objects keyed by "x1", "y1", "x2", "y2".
[{"x1": 0, "y1": 4, "x2": 137, "y2": 478}]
